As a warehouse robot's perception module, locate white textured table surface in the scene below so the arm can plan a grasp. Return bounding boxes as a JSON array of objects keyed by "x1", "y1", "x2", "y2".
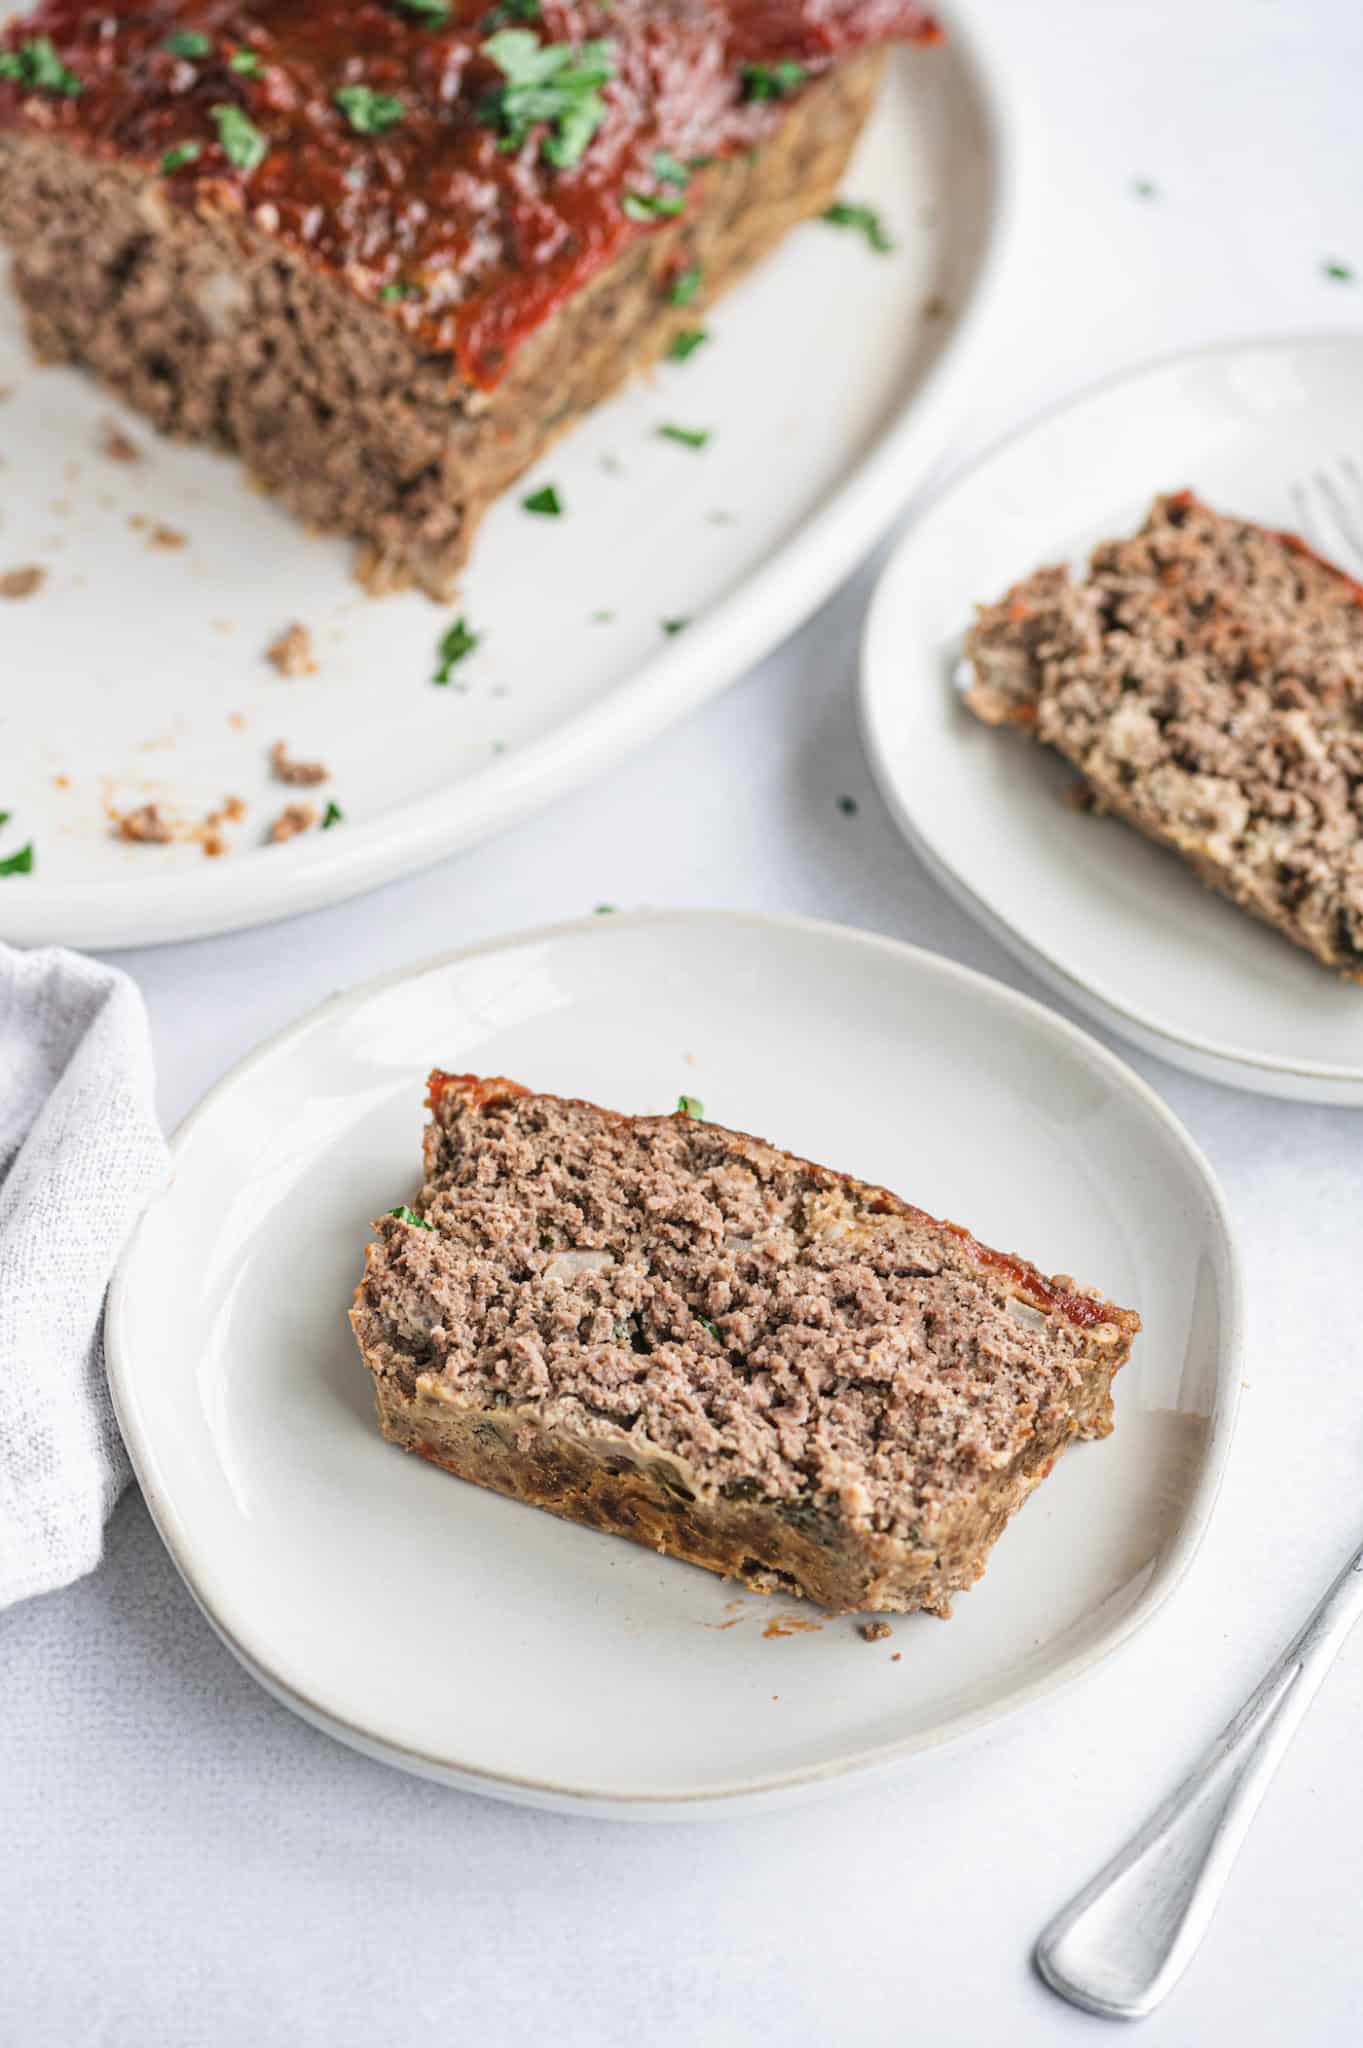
[{"x1": 7, "y1": 2, "x2": 1363, "y2": 2041}]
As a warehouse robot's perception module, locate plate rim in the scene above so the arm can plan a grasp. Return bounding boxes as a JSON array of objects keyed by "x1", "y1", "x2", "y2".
[
  {"x1": 858, "y1": 326, "x2": 1363, "y2": 1100},
  {"x1": 4, "y1": 13, "x2": 1020, "y2": 953},
  {"x1": 105, "y1": 907, "x2": 1246, "y2": 1818}
]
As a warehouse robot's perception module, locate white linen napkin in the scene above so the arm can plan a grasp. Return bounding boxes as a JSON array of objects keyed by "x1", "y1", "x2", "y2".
[{"x1": 0, "y1": 943, "x2": 167, "y2": 1608}]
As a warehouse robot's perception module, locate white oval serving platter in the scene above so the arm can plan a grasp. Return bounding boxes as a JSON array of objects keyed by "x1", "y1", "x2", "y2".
[
  {"x1": 106, "y1": 910, "x2": 1242, "y2": 1818},
  {"x1": 0, "y1": 23, "x2": 1014, "y2": 948},
  {"x1": 860, "y1": 332, "x2": 1363, "y2": 1103}
]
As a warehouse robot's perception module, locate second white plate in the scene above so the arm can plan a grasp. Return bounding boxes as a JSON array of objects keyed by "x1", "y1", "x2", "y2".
[
  {"x1": 860, "y1": 332, "x2": 1363, "y2": 1103},
  {"x1": 106, "y1": 911, "x2": 1241, "y2": 1818}
]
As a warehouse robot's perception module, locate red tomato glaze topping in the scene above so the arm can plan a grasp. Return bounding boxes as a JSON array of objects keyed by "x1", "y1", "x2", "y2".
[{"x1": 0, "y1": 1, "x2": 940, "y2": 385}]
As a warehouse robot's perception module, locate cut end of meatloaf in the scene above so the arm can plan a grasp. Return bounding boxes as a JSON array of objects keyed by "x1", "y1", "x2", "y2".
[
  {"x1": 0, "y1": 0, "x2": 922, "y2": 598},
  {"x1": 965, "y1": 492, "x2": 1363, "y2": 980},
  {"x1": 349, "y1": 1075, "x2": 1139, "y2": 1616}
]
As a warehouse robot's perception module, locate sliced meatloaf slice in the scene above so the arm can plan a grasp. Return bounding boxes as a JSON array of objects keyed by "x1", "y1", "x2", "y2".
[
  {"x1": 349, "y1": 1075, "x2": 1139, "y2": 1617},
  {"x1": 965, "y1": 491, "x2": 1363, "y2": 979},
  {"x1": 0, "y1": 2, "x2": 936, "y2": 598}
]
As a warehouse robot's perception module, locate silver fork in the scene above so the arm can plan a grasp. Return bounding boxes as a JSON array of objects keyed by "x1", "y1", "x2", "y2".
[
  {"x1": 1289, "y1": 456, "x2": 1363, "y2": 575},
  {"x1": 1034, "y1": 1538, "x2": 1363, "y2": 2019},
  {"x1": 1034, "y1": 468, "x2": 1363, "y2": 2023}
]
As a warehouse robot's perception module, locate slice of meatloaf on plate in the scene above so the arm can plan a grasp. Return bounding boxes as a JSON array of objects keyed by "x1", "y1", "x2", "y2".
[
  {"x1": 350, "y1": 1074, "x2": 1140, "y2": 1617},
  {"x1": 965, "y1": 491, "x2": 1363, "y2": 980},
  {"x1": 0, "y1": 0, "x2": 940, "y2": 597}
]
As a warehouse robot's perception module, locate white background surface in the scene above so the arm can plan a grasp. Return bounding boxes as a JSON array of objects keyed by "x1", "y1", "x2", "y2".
[{"x1": 4, "y1": 1, "x2": 1362, "y2": 2041}]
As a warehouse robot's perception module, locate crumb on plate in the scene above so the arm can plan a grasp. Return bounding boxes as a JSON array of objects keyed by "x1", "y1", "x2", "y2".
[
  {"x1": 270, "y1": 739, "x2": 329, "y2": 786},
  {"x1": 266, "y1": 622, "x2": 318, "y2": 677},
  {"x1": 0, "y1": 564, "x2": 45, "y2": 599}
]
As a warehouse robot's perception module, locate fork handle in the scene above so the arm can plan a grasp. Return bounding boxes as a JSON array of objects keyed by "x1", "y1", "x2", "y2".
[{"x1": 1035, "y1": 1538, "x2": 1363, "y2": 2021}]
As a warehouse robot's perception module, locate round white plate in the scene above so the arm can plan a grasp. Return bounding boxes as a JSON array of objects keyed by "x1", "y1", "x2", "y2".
[
  {"x1": 0, "y1": 25, "x2": 1014, "y2": 950},
  {"x1": 860, "y1": 332, "x2": 1363, "y2": 1104},
  {"x1": 107, "y1": 911, "x2": 1242, "y2": 1819}
]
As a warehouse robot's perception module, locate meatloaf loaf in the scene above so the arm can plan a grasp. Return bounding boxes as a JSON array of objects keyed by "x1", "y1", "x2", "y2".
[
  {"x1": 965, "y1": 491, "x2": 1363, "y2": 979},
  {"x1": 349, "y1": 1074, "x2": 1140, "y2": 1617},
  {"x1": 0, "y1": 1, "x2": 939, "y2": 598}
]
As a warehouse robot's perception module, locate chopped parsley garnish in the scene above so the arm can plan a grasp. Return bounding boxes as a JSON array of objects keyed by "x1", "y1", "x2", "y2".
[
  {"x1": 380, "y1": 279, "x2": 422, "y2": 300},
  {"x1": 594, "y1": 902, "x2": 617, "y2": 912},
  {"x1": 0, "y1": 843, "x2": 34, "y2": 877},
  {"x1": 623, "y1": 190, "x2": 684, "y2": 221},
  {"x1": 837, "y1": 794, "x2": 858, "y2": 816},
  {"x1": 661, "y1": 617, "x2": 689, "y2": 635},
  {"x1": 590, "y1": 609, "x2": 615, "y2": 623},
  {"x1": 740, "y1": 59, "x2": 806, "y2": 101},
  {"x1": 321, "y1": 800, "x2": 344, "y2": 829},
  {"x1": 335, "y1": 84, "x2": 406, "y2": 134},
  {"x1": 667, "y1": 265, "x2": 701, "y2": 306},
  {"x1": 433, "y1": 616, "x2": 479, "y2": 682},
  {"x1": 211, "y1": 102, "x2": 267, "y2": 172},
  {"x1": 1131, "y1": 177, "x2": 1158, "y2": 199},
  {"x1": 698, "y1": 1317, "x2": 721, "y2": 1340},
  {"x1": 666, "y1": 327, "x2": 707, "y2": 361},
  {"x1": 399, "y1": 0, "x2": 453, "y2": 21},
  {"x1": 658, "y1": 423, "x2": 709, "y2": 449},
  {"x1": 161, "y1": 141, "x2": 202, "y2": 174},
  {"x1": 651, "y1": 150, "x2": 690, "y2": 186},
  {"x1": 229, "y1": 49, "x2": 262, "y2": 76},
  {"x1": 1323, "y1": 259, "x2": 1354, "y2": 282},
  {"x1": 388, "y1": 1204, "x2": 433, "y2": 1229},
  {"x1": 479, "y1": 29, "x2": 614, "y2": 170},
  {"x1": 165, "y1": 30, "x2": 211, "y2": 59},
  {"x1": 823, "y1": 200, "x2": 893, "y2": 253},
  {"x1": 0, "y1": 37, "x2": 83, "y2": 95},
  {"x1": 522, "y1": 483, "x2": 563, "y2": 515},
  {"x1": 677, "y1": 1094, "x2": 704, "y2": 1118},
  {"x1": 0, "y1": 811, "x2": 8, "y2": 828},
  {"x1": 481, "y1": 0, "x2": 541, "y2": 26}
]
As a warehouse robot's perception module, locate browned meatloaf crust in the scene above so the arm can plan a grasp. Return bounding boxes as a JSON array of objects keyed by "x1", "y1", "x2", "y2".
[
  {"x1": 0, "y1": 2, "x2": 937, "y2": 598},
  {"x1": 965, "y1": 491, "x2": 1363, "y2": 980},
  {"x1": 349, "y1": 1074, "x2": 1140, "y2": 1616}
]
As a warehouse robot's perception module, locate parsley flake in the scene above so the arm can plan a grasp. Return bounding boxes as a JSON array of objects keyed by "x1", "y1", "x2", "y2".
[
  {"x1": 667, "y1": 266, "x2": 701, "y2": 306},
  {"x1": 740, "y1": 59, "x2": 806, "y2": 101},
  {"x1": 388, "y1": 1204, "x2": 433, "y2": 1229},
  {"x1": 677, "y1": 1094, "x2": 704, "y2": 1119},
  {"x1": 623, "y1": 189, "x2": 684, "y2": 221},
  {"x1": 481, "y1": 0, "x2": 541, "y2": 26},
  {"x1": 211, "y1": 102, "x2": 267, "y2": 172},
  {"x1": 594, "y1": 902, "x2": 617, "y2": 913},
  {"x1": 433, "y1": 617, "x2": 479, "y2": 682},
  {"x1": 658, "y1": 423, "x2": 709, "y2": 449},
  {"x1": 0, "y1": 37, "x2": 83, "y2": 95},
  {"x1": 699, "y1": 1317, "x2": 721, "y2": 1340},
  {"x1": 837, "y1": 794, "x2": 858, "y2": 816},
  {"x1": 161, "y1": 141, "x2": 202, "y2": 173},
  {"x1": 522, "y1": 483, "x2": 563, "y2": 515},
  {"x1": 651, "y1": 150, "x2": 690, "y2": 186},
  {"x1": 0, "y1": 811, "x2": 8, "y2": 828},
  {"x1": 229, "y1": 49, "x2": 262, "y2": 77},
  {"x1": 380, "y1": 279, "x2": 422, "y2": 300},
  {"x1": 399, "y1": 0, "x2": 453, "y2": 21},
  {"x1": 823, "y1": 200, "x2": 893, "y2": 253},
  {"x1": 661, "y1": 617, "x2": 690, "y2": 635},
  {"x1": 0, "y1": 842, "x2": 34, "y2": 877},
  {"x1": 1323, "y1": 259, "x2": 1354, "y2": 283},
  {"x1": 335, "y1": 84, "x2": 406, "y2": 134},
  {"x1": 1131, "y1": 177, "x2": 1159, "y2": 200},
  {"x1": 479, "y1": 29, "x2": 614, "y2": 170},
  {"x1": 165, "y1": 30, "x2": 211, "y2": 59},
  {"x1": 666, "y1": 327, "x2": 708, "y2": 361},
  {"x1": 321, "y1": 800, "x2": 344, "y2": 829}
]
